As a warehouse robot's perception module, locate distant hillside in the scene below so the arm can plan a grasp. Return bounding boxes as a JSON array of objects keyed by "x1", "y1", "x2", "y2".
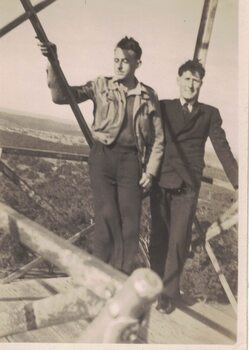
[{"x1": 0, "y1": 110, "x2": 82, "y2": 136}]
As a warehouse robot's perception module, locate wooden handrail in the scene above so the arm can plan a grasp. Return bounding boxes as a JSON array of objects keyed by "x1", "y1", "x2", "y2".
[
  {"x1": 1, "y1": 146, "x2": 89, "y2": 162},
  {"x1": 1, "y1": 223, "x2": 95, "y2": 284},
  {"x1": 1, "y1": 146, "x2": 233, "y2": 190},
  {"x1": 0, "y1": 202, "x2": 162, "y2": 342},
  {"x1": 0, "y1": 201, "x2": 125, "y2": 295}
]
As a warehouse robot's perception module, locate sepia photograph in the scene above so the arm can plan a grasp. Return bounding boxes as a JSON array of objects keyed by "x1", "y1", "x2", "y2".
[{"x1": 0, "y1": 0, "x2": 247, "y2": 348}]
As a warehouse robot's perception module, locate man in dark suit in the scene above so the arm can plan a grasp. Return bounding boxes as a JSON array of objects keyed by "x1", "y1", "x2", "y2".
[{"x1": 149, "y1": 60, "x2": 238, "y2": 314}]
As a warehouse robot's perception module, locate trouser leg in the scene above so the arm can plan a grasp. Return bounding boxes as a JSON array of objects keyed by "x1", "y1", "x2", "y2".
[
  {"x1": 88, "y1": 142, "x2": 123, "y2": 270},
  {"x1": 162, "y1": 186, "x2": 199, "y2": 298},
  {"x1": 149, "y1": 183, "x2": 170, "y2": 278},
  {"x1": 117, "y1": 150, "x2": 142, "y2": 274}
]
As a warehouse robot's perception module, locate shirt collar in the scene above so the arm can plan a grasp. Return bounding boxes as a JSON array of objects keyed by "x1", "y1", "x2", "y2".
[
  {"x1": 110, "y1": 77, "x2": 149, "y2": 96},
  {"x1": 180, "y1": 98, "x2": 198, "y2": 111}
]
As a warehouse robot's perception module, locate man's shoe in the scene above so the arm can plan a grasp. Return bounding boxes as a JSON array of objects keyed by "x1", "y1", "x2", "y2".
[
  {"x1": 156, "y1": 295, "x2": 176, "y2": 314},
  {"x1": 177, "y1": 293, "x2": 196, "y2": 307}
]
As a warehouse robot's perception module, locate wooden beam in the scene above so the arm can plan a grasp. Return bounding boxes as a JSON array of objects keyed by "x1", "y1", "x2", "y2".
[
  {"x1": 0, "y1": 158, "x2": 61, "y2": 220},
  {"x1": 206, "y1": 214, "x2": 238, "y2": 241},
  {"x1": 205, "y1": 241, "x2": 237, "y2": 313},
  {"x1": 2, "y1": 146, "x2": 89, "y2": 162},
  {"x1": 193, "y1": 0, "x2": 219, "y2": 65},
  {"x1": 0, "y1": 268, "x2": 162, "y2": 342},
  {"x1": 77, "y1": 268, "x2": 162, "y2": 343},
  {"x1": 1, "y1": 223, "x2": 95, "y2": 284},
  {"x1": 201, "y1": 175, "x2": 234, "y2": 191},
  {"x1": 2, "y1": 148, "x2": 233, "y2": 189},
  {"x1": 0, "y1": 202, "x2": 125, "y2": 296},
  {"x1": 19, "y1": 0, "x2": 93, "y2": 147},
  {"x1": 194, "y1": 217, "x2": 237, "y2": 314},
  {"x1": 0, "y1": 0, "x2": 57, "y2": 38},
  {"x1": 0, "y1": 285, "x2": 104, "y2": 337}
]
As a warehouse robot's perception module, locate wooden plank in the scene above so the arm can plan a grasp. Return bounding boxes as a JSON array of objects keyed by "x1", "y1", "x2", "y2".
[
  {"x1": 8, "y1": 319, "x2": 88, "y2": 343},
  {"x1": 2, "y1": 146, "x2": 89, "y2": 162},
  {"x1": 0, "y1": 284, "x2": 103, "y2": 338},
  {"x1": 139, "y1": 302, "x2": 236, "y2": 344},
  {"x1": 0, "y1": 277, "x2": 88, "y2": 343},
  {"x1": 0, "y1": 278, "x2": 89, "y2": 342},
  {"x1": 0, "y1": 269, "x2": 162, "y2": 342},
  {"x1": 0, "y1": 278, "x2": 236, "y2": 344}
]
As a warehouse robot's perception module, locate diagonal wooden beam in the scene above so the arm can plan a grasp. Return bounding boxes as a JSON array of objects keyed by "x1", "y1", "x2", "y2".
[
  {"x1": 194, "y1": 217, "x2": 237, "y2": 314},
  {"x1": 19, "y1": 0, "x2": 93, "y2": 147},
  {"x1": 0, "y1": 158, "x2": 61, "y2": 220},
  {"x1": 1, "y1": 223, "x2": 95, "y2": 284},
  {"x1": 0, "y1": 0, "x2": 57, "y2": 38},
  {"x1": 0, "y1": 202, "x2": 125, "y2": 294}
]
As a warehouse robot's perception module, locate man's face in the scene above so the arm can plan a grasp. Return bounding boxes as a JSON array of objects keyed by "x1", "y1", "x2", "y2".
[
  {"x1": 177, "y1": 70, "x2": 202, "y2": 102},
  {"x1": 114, "y1": 47, "x2": 140, "y2": 82}
]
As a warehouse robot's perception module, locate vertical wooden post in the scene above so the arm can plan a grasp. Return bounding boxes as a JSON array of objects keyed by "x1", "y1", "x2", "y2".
[{"x1": 193, "y1": 0, "x2": 219, "y2": 66}]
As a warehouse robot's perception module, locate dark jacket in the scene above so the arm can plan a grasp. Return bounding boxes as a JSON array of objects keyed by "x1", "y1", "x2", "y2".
[{"x1": 158, "y1": 99, "x2": 238, "y2": 190}]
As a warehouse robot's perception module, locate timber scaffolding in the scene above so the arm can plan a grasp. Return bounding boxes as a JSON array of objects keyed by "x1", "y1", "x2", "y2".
[{"x1": 0, "y1": 0, "x2": 238, "y2": 344}]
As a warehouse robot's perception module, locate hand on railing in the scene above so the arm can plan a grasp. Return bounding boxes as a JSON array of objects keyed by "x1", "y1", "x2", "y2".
[{"x1": 37, "y1": 38, "x2": 58, "y2": 61}]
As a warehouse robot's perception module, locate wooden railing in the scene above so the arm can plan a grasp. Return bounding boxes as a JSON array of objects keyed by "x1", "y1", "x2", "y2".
[
  {"x1": 0, "y1": 201, "x2": 162, "y2": 342},
  {"x1": 0, "y1": 145, "x2": 238, "y2": 316}
]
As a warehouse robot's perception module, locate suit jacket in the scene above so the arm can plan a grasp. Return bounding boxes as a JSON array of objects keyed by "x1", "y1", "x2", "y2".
[{"x1": 158, "y1": 99, "x2": 238, "y2": 190}]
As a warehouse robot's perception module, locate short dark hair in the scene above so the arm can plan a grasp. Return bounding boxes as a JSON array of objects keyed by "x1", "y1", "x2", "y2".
[
  {"x1": 116, "y1": 36, "x2": 142, "y2": 60},
  {"x1": 178, "y1": 60, "x2": 205, "y2": 79}
]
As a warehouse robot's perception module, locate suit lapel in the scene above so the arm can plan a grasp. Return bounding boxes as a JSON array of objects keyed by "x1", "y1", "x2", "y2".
[
  {"x1": 163, "y1": 100, "x2": 185, "y2": 138},
  {"x1": 175, "y1": 101, "x2": 202, "y2": 138}
]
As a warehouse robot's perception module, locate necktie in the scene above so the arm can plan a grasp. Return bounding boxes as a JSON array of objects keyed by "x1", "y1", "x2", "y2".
[{"x1": 182, "y1": 102, "x2": 190, "y2": 123}]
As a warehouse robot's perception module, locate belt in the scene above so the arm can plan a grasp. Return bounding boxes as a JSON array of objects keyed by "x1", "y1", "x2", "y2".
[
  {"x1": 165, "y1": 182, "x2": 189, "y2": 195},
  {"x1": 106, "y1": 142, "x2": 138, "y2": 153}
]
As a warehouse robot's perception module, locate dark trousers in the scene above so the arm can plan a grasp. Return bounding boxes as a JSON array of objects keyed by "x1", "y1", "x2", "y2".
[
  {"x1": 88, "y1": 141, "x2": 142, "y2": 274},
  {"x1": 149, "y1": 182, "x2": 199, "y2": 297}
]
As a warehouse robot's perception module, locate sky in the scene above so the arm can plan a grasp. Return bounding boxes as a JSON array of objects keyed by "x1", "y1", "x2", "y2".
[{"x1": 0, "y1": 0, "x2": 239, "y2": 154}]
